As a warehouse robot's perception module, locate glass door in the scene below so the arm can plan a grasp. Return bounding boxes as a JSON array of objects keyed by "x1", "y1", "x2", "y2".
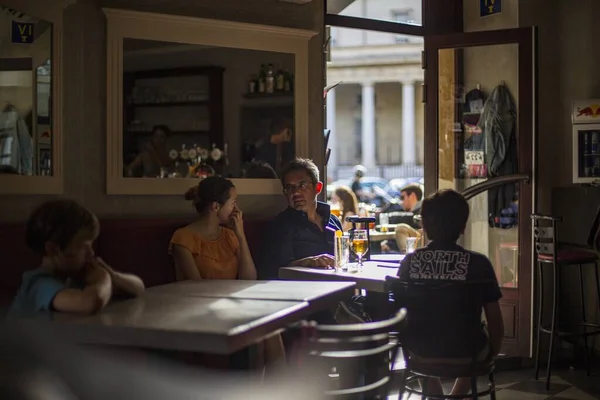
[{"x1": 425, "y1": 27, "x2": 536, "y2": 357}]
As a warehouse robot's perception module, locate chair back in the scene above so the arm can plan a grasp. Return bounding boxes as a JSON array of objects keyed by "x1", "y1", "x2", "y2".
[
  {"x1": 385, "y1": 276, "x2": 489, "y2": 359},
  {"x1": 587, "y1": 206, "x2": 600, "y2": 252},
  {"x1": 302, "y1": 310, "x2": 407, "y2": 398},
  {"x1": 530, "y1": 214, "x2": 561, "y2": 262}
]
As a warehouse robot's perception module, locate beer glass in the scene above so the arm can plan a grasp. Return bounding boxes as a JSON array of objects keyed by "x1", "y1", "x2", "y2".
[{"x1": 352, "y1": 229, "x2": 369, "y2": 268}]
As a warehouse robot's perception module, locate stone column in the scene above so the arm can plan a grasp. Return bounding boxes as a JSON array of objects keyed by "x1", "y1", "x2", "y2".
[
  {"x1": 326, "y1": 87, "x2": 337, "y2": 174},
  {"x1": 402, "y1": 81, "x2": 416, "y2": 165},
  {"x1": 361, "y1": 82, "x2": 376, "y2": 170}
]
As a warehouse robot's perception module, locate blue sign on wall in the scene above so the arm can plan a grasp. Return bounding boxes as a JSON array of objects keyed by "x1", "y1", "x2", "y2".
[
  {"x1": 480, "y1": 0, "x2": 502, "y2": 17},
  {"x1": 11, "y1": 21, "x2": 34, "y2": 44}
]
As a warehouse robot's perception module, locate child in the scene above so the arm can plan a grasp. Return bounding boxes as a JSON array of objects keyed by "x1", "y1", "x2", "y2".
[
  {"x1": 397, "y1": 189, "x2": 504, "y2": 398},
  {"x1": 9, "y1": 199, "x2": 145, "y2": 317}
]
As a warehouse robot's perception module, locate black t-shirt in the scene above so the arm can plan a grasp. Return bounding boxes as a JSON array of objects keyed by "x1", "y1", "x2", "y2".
[{"x1": 397, "y1": 241, "x2": 502, "y2": 358}]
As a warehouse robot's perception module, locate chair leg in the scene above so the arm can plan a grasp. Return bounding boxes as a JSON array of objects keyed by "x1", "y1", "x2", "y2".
[
  {"x1": 578, "y1": 264, "x2": 591, "y2": 376},
  {"x1": 534, "y1": 261, "x2": 544, "y2": 380},
  {"x1": 489, "y1": 372, "x2": 497, "y2": 400},
  {"x1": 471, "y1": 375, "x2": 478, "y2": 400},
  {"x1": 546, "y1": 263, "x2": 560, "y2": 390}
]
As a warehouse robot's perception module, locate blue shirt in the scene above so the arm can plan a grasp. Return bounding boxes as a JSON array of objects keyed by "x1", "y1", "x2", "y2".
[
  {"x1": 258, "y1": 201, "x2": 342, "y2": 279},
  {"x1": 8, "y1": 268, "x2": 72, "y2": 317}
]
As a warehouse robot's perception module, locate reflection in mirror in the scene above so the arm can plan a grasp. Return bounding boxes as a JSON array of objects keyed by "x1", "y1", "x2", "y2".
[
  {"x1": 0, "y1": 7, "x2": 52, "y2": 176},
  {"x1": 437, "y1": 44, "x2": 520, "y2": 288},
  {"x1": 122, "y1": 39, "x2": 295, "y2": 179}
]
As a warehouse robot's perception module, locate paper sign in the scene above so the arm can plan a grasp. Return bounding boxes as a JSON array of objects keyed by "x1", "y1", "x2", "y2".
[
  {"x1": 465, "y1": 150, "x2": 485, "y2": 166},
  {"x1": 11, "y1": 21, "x2": 34, "y2": 44}
]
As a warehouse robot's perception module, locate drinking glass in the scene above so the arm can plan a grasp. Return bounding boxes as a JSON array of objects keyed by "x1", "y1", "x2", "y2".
[
  {"x1": 406, "y1": 237, "x2": 418, "y2": 254},
  {"x1": 334, "y1": 234, "x2": 350, "y2": 272},
  {"x1": 352, "y1": 229, "x2": 369, "y2": 269}
]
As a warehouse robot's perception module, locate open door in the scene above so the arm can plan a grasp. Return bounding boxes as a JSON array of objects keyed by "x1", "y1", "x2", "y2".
[{"x1": 424, "y1": 27, "x2": 537, "y2": 358}]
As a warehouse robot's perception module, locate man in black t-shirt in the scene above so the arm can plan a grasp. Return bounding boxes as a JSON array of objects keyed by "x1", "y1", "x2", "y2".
[{"x1": 397, "y1": 189, "x2": 504, "y2": 398}]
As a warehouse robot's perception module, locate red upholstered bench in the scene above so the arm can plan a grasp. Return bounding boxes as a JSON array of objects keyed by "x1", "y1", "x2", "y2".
[{"x1": 0, "y1": 218, "x2": 269, "y2": 307}]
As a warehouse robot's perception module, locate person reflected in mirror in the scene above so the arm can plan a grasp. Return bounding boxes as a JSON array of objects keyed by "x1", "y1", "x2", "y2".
[
  {"x1": 258, "y1": 158, "x2": 342, "y2": 280},
  {"x1": 126, "y1": 125, "x2": 173, "y2": 177},
  {"x1": 242, "y1": 160, "x2": 278, "y2": 179},
  {"x1": 8, "y1": 200, "x2": 145, "y2": 318},
  {"x1": 0, "y1": 102, "x2": 32, "y2": 175},
  {"x1": 330, "y1": 186, "x2": 358, "y2": 232},
  {"x1": 255, "y1": 117, "x2": 294, "y2": 175}
]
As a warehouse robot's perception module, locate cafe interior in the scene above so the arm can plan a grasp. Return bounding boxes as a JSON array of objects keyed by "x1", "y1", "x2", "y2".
[{"x1": 1, "y1": 0, "x2": 600, "y2": 398}]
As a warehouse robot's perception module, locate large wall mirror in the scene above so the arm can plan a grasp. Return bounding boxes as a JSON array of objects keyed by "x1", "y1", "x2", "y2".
[
  {"x1": 0, "y1": 1, "x2": 64, "y2": 193},
  {"x1": 106, "y1": 9, "x2": 316, "y2": 195}
]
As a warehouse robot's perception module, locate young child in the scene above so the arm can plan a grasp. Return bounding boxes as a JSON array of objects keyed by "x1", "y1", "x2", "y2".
[
  {"x1": 397, "y1": 189, "x2": 504, "y2": 398},
  {"x1": 9, "y1": 199, "x2": 145, "y2": 317}
]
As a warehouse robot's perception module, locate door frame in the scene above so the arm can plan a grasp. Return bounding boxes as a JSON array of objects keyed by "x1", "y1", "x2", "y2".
[{"x1": 423, "y1": 27, "x2": 538, "y2": 357}]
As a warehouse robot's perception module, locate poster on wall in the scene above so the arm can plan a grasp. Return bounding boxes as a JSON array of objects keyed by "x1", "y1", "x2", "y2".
[{"x1": 480, "y1": 0, "x2": 501, "y2": 17}]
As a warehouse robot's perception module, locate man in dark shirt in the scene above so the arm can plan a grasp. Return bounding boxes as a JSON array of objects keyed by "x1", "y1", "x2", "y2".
[
  {"x1": 258, "y1": 158, "x2": 342, "y2": 280},
  {"x1": 397, "y1": 189, "x2": 504, "y2": 398}
]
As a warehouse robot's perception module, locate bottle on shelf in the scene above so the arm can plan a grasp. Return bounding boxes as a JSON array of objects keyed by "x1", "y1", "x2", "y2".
[
  {"x1": 248, "y1": 75, "x2": 257, "y2": 94},
  {"x1": 258, "y1": 64, "x2": 266, "y2": 94},
  {"x1": 266, "y1": 64, "x2": 275, "y2": 94},
  {"x1": 276, "y1": 67, "x2": 285, "y2": 92}
]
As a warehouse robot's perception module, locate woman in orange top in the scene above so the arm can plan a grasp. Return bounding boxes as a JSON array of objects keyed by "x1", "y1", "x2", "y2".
[{"x1": 170, "y1": 177, "x2": 256, "y2": 280}]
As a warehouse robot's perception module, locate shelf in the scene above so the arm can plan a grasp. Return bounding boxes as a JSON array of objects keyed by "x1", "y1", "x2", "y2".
[
  {"x1": 125, "y1": 130, "x2": 211, "y2": 135},
  {"x1": 126, "y1": 100, "x2": 209, "y2": 108},
  {"x1": 241, "y1": 92, "x2": 294, "y2": 108}
]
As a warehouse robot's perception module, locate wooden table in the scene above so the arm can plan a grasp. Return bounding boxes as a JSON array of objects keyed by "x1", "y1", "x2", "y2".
[
  {"x1": 147, "y1": 280, "x2": 355, "y2": 311},
  {"x1": 39, "y1": 281, "x2": 356, "y2": 355},
  {"x1": 279, "y1": 261, "x2": 399, "y2": 292}
]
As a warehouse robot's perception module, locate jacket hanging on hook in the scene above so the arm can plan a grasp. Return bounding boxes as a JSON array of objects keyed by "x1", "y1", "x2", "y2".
[{"x1": 477, "y1": 84, "x2": 518, "y2": 228}]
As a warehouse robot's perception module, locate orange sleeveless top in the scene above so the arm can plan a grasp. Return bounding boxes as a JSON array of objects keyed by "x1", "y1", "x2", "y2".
[{"x1": 169, "y1": 227, "x2": 240, "y2": 280}]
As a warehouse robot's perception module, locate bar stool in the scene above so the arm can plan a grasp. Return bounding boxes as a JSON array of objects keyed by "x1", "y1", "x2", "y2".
[{"x1": 531, "y1": 211, "x2": 600, "y2": 390}]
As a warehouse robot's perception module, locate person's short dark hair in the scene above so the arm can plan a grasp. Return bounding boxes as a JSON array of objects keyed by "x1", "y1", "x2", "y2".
[
  {"x1": 421, "y1": 189, "x2": 469, "y2": 243},
  {"x1": 185, "y1": 176, "x2": 235, "y2": 214},
  {"x1": 280, "y1": 157, "x2": 320, "y2": 186},
  {"x1": 401, "y1": 183, "x2": 423, "y2": 201},
  {"x1": 243, "y1": 160, "x2": 278, "y2": 179},
  {"x1": 152, "y1": 124, "x2": 171, "y2": 136},
  {"x1": 25, "y1": 199, "x2": 100, "y2": 255},
  {"x1": 269, "y1": 117, "x2": 291, "y2": 137}
]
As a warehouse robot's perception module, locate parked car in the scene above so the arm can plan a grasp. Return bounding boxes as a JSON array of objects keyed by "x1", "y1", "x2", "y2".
[
  {"x1": 385, "y1": 177, "x2": 424, "y2": 197},
  {"x1": 327, "y1": 176, "x2": 389, "y2": 206}
]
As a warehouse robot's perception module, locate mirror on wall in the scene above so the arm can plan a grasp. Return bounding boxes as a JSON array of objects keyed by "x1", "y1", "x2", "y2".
[
  {"x1": 122, "y1": 38, "x2": 295, "y2": 180},
  {"x1": 0, "y1": 6, "x2": 52, "y2": 176}
]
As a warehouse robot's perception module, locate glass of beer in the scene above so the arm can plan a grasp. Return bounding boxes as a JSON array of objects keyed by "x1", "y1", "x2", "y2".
[
  {"x1": 352, "y1": 229, "x2": 369, "y2": 269},
  {"x1": 330, "y1": 203, "x2": 342, "y2": 219}
]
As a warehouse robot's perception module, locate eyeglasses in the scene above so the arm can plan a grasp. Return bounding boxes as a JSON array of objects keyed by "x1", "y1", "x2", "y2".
[{"x1": 283, "y1": 181, "x2": 311, "y2": 195}]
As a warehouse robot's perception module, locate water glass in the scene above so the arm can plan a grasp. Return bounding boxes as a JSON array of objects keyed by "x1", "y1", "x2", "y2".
[
  {"x1": 334, "y1": 234, "x2": 350, "y2": 271},
  {"x1": 406, "y1": 237, "x2": 418, "y2": 254}
]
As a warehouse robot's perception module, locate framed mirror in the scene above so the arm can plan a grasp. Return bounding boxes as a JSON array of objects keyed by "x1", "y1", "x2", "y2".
[
  {"x1": 0, "y1": 0, "x2": 65, "y2": 194},
  {"x1": 105, "y1": 9, "x2": 317, "y2": 195}
]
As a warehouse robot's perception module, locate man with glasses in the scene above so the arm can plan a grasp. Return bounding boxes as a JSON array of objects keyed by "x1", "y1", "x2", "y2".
[{"x1": 258, "y1": 158, "x2": 342, "y2": 280}]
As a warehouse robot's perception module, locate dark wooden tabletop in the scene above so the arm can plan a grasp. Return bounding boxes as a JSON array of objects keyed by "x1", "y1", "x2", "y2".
[{"x1": 46, "y1": 294, "x2": 309, "y2": 355}]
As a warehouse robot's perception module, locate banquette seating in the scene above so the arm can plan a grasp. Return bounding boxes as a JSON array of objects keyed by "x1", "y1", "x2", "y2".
[{"x1": 0, "y1": 218, "x2": 269, "y2": 307}]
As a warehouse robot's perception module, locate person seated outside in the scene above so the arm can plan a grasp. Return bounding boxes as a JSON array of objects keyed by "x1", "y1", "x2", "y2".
[
  {"x1": 330, "y1": 185, "x2": 358, "y2": 231},
  {"x1": 397, "y1": 189, "x2": 504, "y2": 398},
  {"x1": 258, "y1": 158, "x2": 341, "y2": 280},
  {"x1": 381, "y1": 183, "x2": 424, "y2": 253},
  {"x1": 9, "y1": 199, "x2": 145, "y2": 317},
  {"x1": 169, "y1": 177, "x2": 283, "y2": 372}
]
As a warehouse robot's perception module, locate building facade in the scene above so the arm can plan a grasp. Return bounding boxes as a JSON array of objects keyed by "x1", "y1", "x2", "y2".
[{"x1": 326, "y1": 0, "x2": 424, "y2": 180}]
